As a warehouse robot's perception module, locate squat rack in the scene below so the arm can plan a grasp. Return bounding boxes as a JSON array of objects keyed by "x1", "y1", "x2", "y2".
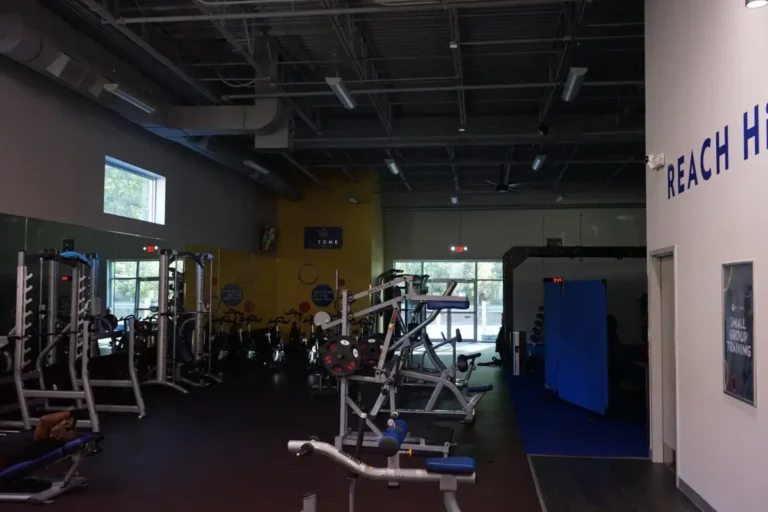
[
  {"x1": 142, "y1": 250, "x2": 215, "y2": 394},
  {"x1": 0, "y1": 250, "x2": 100, "y2": 432},
  {"x1": 500, "y1": 245, "x2": 647, "y2": 372}
]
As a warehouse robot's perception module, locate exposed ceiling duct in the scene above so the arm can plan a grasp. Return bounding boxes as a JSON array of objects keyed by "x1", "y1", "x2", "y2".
[{"x1": 0, "y1": 10, "x2": 298, "y2": 198}]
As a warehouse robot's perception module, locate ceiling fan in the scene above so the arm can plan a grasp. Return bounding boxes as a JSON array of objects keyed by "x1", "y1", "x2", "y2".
[{"x1": 485, "y1": 180, "x2": 529, "y2": 192}]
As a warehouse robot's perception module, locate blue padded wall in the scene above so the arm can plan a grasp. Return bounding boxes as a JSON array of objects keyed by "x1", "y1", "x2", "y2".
[
  {"x1": 544, "y1": 282, "x2": 563, "y2": 392},
  {"x1": 543, "y1": 280, "x2": 608, "y2": 415}
]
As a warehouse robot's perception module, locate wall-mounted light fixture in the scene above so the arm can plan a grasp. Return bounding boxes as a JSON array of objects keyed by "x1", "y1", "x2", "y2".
[
  {"x1": 243, "y1": 160, "x2": 270, "y2": 181},
  {"x1": 384, "y1": 159, "x2": 401, "y2": 175},
  {"x1": 450, "y1": 246, "x2": 468, "y2": 253},
  {"x1": 325, "y1": 77, "x2": 357, "y2": 109},
  {"x1": 562, "y1": 67, "x2": 588, "y2": 102},
  {"x1": 103, "y1": 83, "x2": 155, "y2": 114}
]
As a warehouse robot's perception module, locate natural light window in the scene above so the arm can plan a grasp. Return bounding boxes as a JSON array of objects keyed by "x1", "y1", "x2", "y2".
[
  {"x1": 393, "y1": 261, "x2": 503, "y2": 342},
  {"x1": 103, "y1": 157, "x2": 166, "y2": 225},
  {"x1": 107, "y1": 259, "x2": 184, "y2": 319}
]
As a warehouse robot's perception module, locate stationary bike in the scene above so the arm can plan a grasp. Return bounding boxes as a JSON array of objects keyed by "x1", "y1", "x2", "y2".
[{"x1": 266, "y1": 316, "x2": 288, "y2": 366}]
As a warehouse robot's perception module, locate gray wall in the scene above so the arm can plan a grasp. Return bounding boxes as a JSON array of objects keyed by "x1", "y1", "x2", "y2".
[
  {"x1": 384, "y1": 204, "x2": 647, "y2": 345},
  {"x1": 0, "y1": 62, "x2": 276, "y2": 253}
]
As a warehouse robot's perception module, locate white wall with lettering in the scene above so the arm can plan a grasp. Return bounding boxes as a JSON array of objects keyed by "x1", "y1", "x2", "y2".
[{"x1": 646, "y1": 1, "x2": 768, "y2": 510}]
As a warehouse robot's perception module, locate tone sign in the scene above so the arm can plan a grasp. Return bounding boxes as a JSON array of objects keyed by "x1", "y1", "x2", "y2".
[
  {"x1": 221, "y1": 283, "x2": 244, "y2": 307},
  {"x1": 304, "y1": 227, "x2": 343, "y2": 249},
  {"x1": 723, "y1": 262, "x2": 755, "y2": 406},
  {"x1": 312, "y1": 284, "x2": 335, "y2": 308}
]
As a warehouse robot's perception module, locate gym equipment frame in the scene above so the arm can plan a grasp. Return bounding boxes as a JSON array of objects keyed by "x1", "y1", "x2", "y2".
[
  {"x1": 142, "y1": 250, "x2": 216, "y2": 393},
  {"x1": 316, "y1": 277, "x2": 472, "y2": 455},
  {"x1": 500, "y1": 245, "x2": 646, "y2": 371},
  {"x1": 0, "y1": 251, "x2": 100, "y2": 432}
]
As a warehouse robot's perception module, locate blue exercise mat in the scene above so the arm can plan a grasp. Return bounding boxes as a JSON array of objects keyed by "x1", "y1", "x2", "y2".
[{"x1": 507, "y1": 374, "x2": 649, "y2": 458}]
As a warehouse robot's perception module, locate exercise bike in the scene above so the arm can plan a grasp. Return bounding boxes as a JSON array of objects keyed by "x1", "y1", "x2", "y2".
[
  {"x1": 289, "y1": 414, "x2": 476, "y2": 512},
  {"x1": 266, "y1": 316, "x2": 288, "y2": 366}
]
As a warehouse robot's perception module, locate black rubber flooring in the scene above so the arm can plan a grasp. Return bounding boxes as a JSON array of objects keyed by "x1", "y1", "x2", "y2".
[{"x1": 4, "y1": 365, "x2": 542, "y2": 512}]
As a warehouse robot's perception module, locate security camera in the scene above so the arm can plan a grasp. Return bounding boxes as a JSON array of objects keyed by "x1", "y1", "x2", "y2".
[{"x1": 646, "y1": 153, "x2": 665, "y2": 171}]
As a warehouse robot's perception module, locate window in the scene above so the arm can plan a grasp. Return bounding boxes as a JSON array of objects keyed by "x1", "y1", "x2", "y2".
[
  {"x1": 103, "y1": 157, "x2": 166, "y2": 225},
  {"x1": 393, "y1": 260, "x2": 503, "y2": 342},
  {"x1": 107, "y1": 259, "x2": 183, "y2": 319}
]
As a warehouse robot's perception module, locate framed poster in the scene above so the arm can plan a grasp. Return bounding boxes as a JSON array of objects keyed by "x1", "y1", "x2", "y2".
[
  {"x1": 723, "y1": 262, "x2": 755, "y2": 406},
  {"x1": 304, "y1": 227, "x2": 343, "y2": 249}
]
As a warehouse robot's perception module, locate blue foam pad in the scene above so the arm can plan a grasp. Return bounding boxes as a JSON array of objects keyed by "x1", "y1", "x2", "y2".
[
  {"x1": 60, "y1": 251, "x2": 91, "y2": 266},
  {"x1": 467, "y1": 385, "x2": 493, "y2": 393},
  {"x1": 425, "y1": 456, "x2": 476, "y2": 475},
  {"x1": 378, "y1": 419, "x2": 409, "y2": 456},
  {"x1": 426, "y1": 300, "x2": 470, "y2": 310}
]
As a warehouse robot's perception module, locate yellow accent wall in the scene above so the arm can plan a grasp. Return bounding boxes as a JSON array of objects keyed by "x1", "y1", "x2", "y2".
[
  {"x1": 184, "y1": 245, "x2": 277, "y2": 325},
  {"x1": 185, "y1": 170, "x2": 382, "y2": 329},
  {"x1": 276, "y1": 171, "x2": 381, "y2": 324}
]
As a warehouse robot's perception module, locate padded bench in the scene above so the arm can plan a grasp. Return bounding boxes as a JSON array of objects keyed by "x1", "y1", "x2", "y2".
[
  {"x1": 426, "y1": 300, "x2": 470, "y2": 311},
  {"x1": 0, "y1": 434, "x2": 103, "y2": 504},
  {"x1": 425, "y1": 456, "x2": 476, "y2": 475}
]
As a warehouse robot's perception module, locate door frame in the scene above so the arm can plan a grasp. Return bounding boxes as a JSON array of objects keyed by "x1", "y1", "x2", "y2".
[{"x1": 648, "y1": 246, "x2": 679, "y2": 470}]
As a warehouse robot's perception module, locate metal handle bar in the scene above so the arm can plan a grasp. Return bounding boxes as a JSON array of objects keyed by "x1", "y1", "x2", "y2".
[{"x1": 288, "y1": 440, "x2": 475, "y2": 484}]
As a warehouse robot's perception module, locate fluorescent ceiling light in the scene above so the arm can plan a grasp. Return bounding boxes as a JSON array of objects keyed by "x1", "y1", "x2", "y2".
[
  {"x1": 450, "y1": 195, "x2": 458, "y2": 205},
  {"x1": 562, "y1": 67, "x2": 588, "y2": 102},
  {"x1": 325, "y1": 77, "x2": 357, "y2": 110},
  {"x1": 555, "y1": 195, "x2": 564, "y2": 203},
  {"x1": 746, "y1": 0, "x2": 768, "y2": 7},
  {"x1": 348, "y1": 197, "x2": 360, "y2": 204},
  {"x1": 532, "y1": 154, "x2": 547, "y2": 171},
  {"x1": 385, "y1": 159, "x2": 401, "y2": 175},
  {"x1": 458, "y1": 126, "x2": 466, "y2": 132},
  {"x1": 449, "y1": 41, "x2": 458, "y2": 49},
  {"x1": 103, "y1": 83, "x2": 155, "y2": 114},
  {"x1": 243, "y1": 160, "x2": 270, "y2": 179}
]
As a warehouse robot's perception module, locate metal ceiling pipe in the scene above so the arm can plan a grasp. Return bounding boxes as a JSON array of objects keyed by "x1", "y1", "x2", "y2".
[
  {"x1": 461, "y1": 34, "x2": 644, "y2": 46},
  {"x1": 223, "y1": 80, "x2": 644, "y2": 100},
  {"x1": 195, "y1": 0, "x2": 302, "y2": 5},
  {"x1": 76, "y1": 0, "x2": 218, "y2": 104},
  {"x1": 282, "y1": 154, "x2": 324, "y2": 186},
  {"x1": 117, "y1": 0, "x2": 580, "y2": 24}
]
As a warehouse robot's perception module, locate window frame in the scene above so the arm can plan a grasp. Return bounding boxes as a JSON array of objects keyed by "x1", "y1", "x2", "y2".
[
  {"x1": 392, "y1": 260, "x2": 503, "y2": 342},
  {"x1": 107, "y1": 259, "x2": 181, "y2": 319},
  {"x1": 103, "y1": 156, "x2": 166, "y2": 225}
]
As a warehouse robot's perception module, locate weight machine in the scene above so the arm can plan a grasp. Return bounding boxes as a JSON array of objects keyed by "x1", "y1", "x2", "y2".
[
  {"x1": 0, "y1": 251, "x2": 100, "y2": 432},
  {"x1": 142, "y1": 250, "x2": 216, "y2": 393},
  {"x1": 315, "y1": 276, "x2": 472, "y2": 455}
]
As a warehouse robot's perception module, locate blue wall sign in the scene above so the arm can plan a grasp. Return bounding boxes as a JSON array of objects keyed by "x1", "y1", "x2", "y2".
[
  {"x1": 221, "y1": 284, "x2": 244, "y2": 307},
  {"x1": 304, "y1": 227, "x2": 343, "y2": 249},
  {"x1": 666, "y1": 102, "x2": 768, "y2": 200},
  {"x1": 312, "y1": 284, "x2": 335, "y2": 308}
]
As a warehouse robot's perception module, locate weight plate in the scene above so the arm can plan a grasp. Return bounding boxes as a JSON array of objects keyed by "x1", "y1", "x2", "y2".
[
  {"x1": 320, "y1": 335, "x2": 363, "y2": 377},
  {"x1": 313, "y1": 311, "x2": 331, "y2": 327},
  {"x1": 360, "y1": 334, "x2": 384, "y2": 368}
]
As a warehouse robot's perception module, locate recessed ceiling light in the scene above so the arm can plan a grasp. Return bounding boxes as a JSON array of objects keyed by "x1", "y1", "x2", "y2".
[
  {"x1": 449, "y1": 41, "x2": 458, "y2": 49},
  {"x1": 458, "y1": 127, "x2": 466, "y2": 132}
]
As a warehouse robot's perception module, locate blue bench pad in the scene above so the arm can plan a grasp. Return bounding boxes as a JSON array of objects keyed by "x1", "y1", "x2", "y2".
[
  {"x1": 425, "y1": 457, "x2": 476, "y2": 475},
  {"x1": 467, "y1": 385, "x2": 493, "y2": 393},
  {"x1": 0, "y1": 434, "x2": 102, "y2": 481},
  {"x1": 426, "y1": 300, "x2": 470, "y2": 310}
]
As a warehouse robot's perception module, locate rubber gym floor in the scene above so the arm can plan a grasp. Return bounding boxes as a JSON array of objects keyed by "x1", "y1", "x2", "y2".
[{"x1": 4, "y1": 362, "x2": 693, "y2": 511}]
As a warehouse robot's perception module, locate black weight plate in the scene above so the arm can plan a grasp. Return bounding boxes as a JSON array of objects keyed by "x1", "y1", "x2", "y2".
[
  {"x1": 360, "y1": 333, "x2": 384, "y2": 368},
  {"x1": 320, "y1": 335, "x2": 362, "y2": 377}
]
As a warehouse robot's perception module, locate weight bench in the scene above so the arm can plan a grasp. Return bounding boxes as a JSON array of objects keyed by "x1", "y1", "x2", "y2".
[
  {"x1": 0, "y1": 434, "x2": 103, "y2": 504},
  {"x1": 426, "y1": 299, "x2": 470, "y2": 311}
]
